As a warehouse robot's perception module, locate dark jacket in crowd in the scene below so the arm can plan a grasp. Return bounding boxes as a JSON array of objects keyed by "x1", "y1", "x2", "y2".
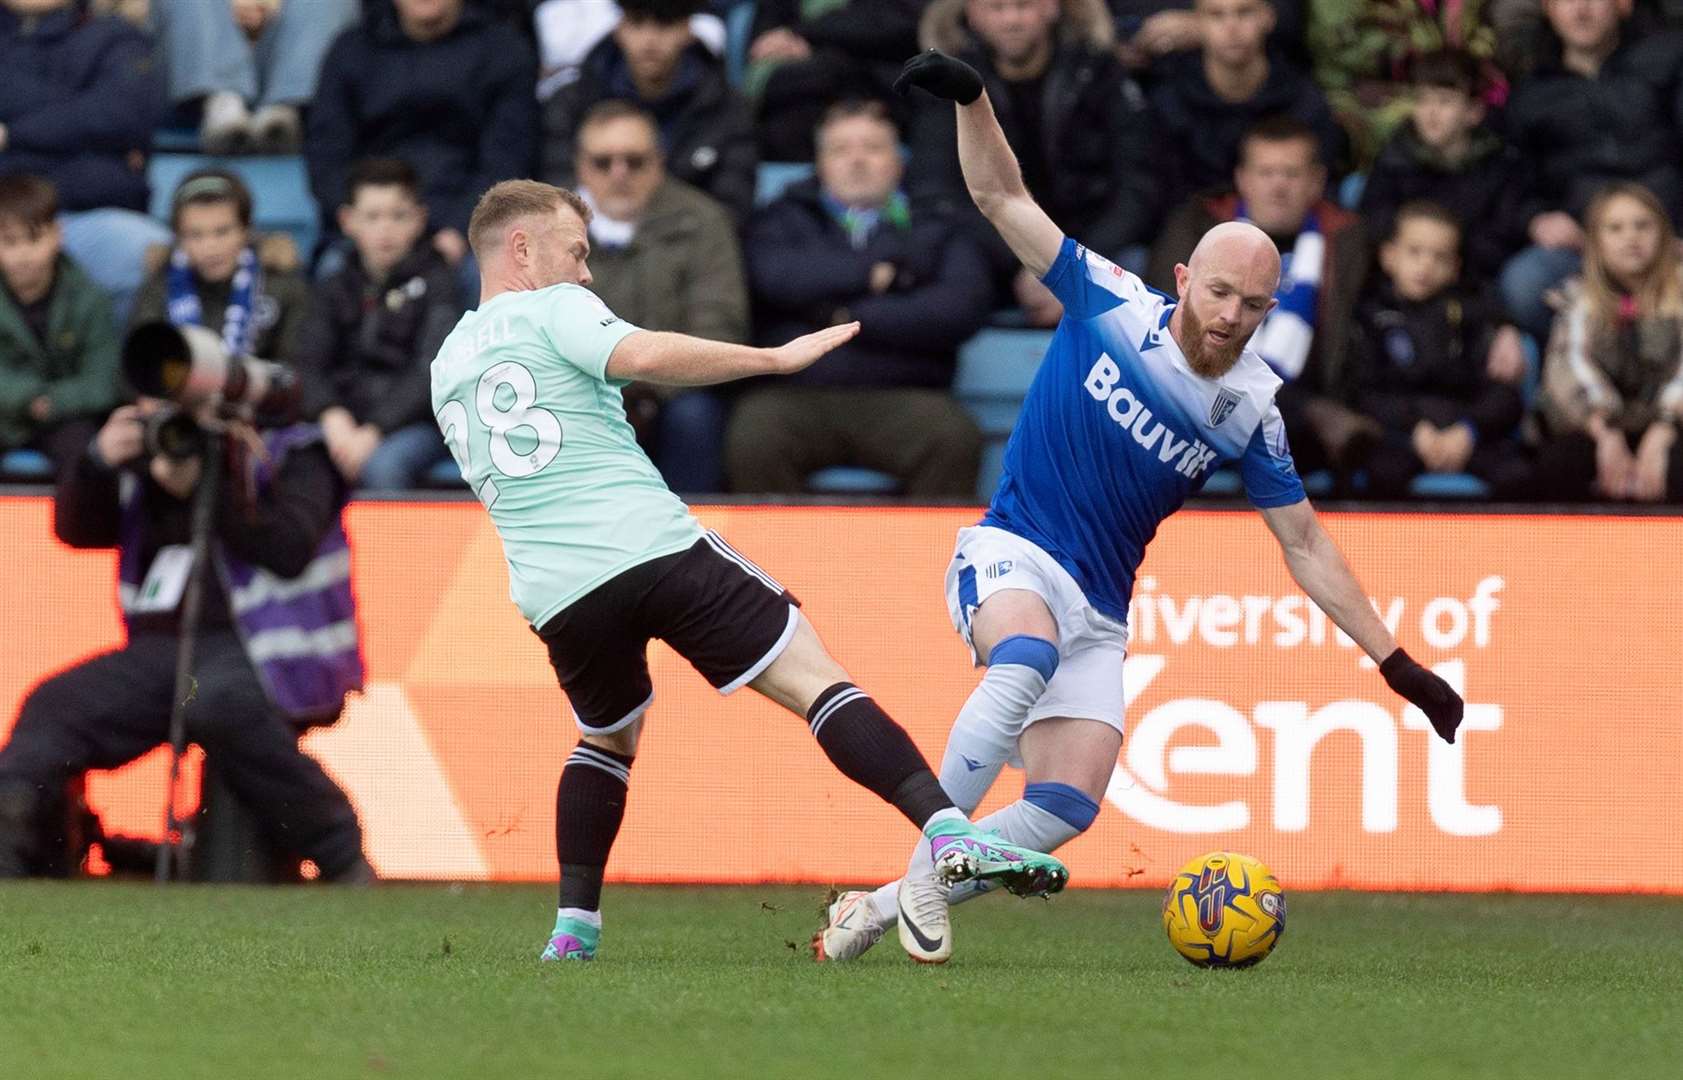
[
  {"x1": 745, "y1": 178, "x2": 993, "y2": 389},
  {"x1": 750, "y1": 0, "x2": 926, "y2": 65},
  {"x1": 1347, "y1": 280, "x2": 1523, "y2": 441},
  {"x1": 908, "y1": 0, "x2": 1157, "y2": 275},
  {"x1": 0, "y1": 0, "x2": 160, "y2": 213},
  {"x1": 541, "y1": 37, "x2": 756, "y2": 224},
  {"x1": 1147, "y1": 47, "x2": 1346, "y2": 196},
  {"x1": 1148, "y1": 192, "x2": 1367, "y2": 399},
  {"x1": 306, "y1": 0, "x2": 538, "y2": 234},
  {"x1": 291, "y1": 243, "x2": 463, "y2": 434},
  {"x1": 130, "y1": 240, "x2": 313, "y2": 366},
  {"x1": 0, "y1": 255, "x2": 120, "y2": 448},
  {"x1": 586, "y1": 178, "x2": 749, "y2": 344},
  {"x1": 1505, "y1": 30, "x2": 1683, "y2": 223},
  {"x1": 1105, "y1": 0, "x2": 1308, "y2": 69},
  {"x1": 1358, "y1": 122, "x2": 1528, "y2": 283}
]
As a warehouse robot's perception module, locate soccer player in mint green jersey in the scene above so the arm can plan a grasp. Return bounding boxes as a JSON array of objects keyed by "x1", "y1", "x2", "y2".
[
  {"x1": 811, "y1": 52, "x2": 1469, "y2": 964},
  {"x1": 432, "y1": 179, "x2": 1068, "y2": 964}
]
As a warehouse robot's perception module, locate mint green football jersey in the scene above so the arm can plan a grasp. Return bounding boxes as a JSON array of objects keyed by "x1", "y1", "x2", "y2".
[{"x1": 430, "y1": 283, "x2": 702, "y2": 629}]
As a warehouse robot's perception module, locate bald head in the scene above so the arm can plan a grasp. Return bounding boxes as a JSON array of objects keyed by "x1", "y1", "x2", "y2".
[
  {"x1": 1187, "y1": 221, "x2": 1282, "y2": 290},
  {"x1": 1169, "y1": 221, "x2": 1282, "y2": 378}
]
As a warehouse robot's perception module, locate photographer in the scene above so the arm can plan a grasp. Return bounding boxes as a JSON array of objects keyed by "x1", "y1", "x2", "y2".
[{"x1": 0, "y1": 398, "x2": 372, "y2": 881}]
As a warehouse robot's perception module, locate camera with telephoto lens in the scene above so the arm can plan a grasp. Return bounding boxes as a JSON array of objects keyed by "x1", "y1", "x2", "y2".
[{"x1": 122, "y1": 322, "x2": 301, "y2": 460}]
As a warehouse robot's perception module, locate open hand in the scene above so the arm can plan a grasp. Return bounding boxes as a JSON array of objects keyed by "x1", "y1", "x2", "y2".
[{"x1": 766, "y1": 321, "x2": 861, "y2": 376}]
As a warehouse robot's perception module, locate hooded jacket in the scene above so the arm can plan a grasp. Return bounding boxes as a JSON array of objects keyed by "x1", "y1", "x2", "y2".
[
  {"x1": 1505, "y1": 29, "x2": 1683, "y2": 223},
  {"x1": 1358, "y1": 121, "x2": 1527, "y2": 283},
  {"x1": 0, "y1": 0, "x2": 160, "y2": 212},
  {"x1": 745, "y1": 177, "x2": 993, "y2": 389},
  {"x1": 291, "y1": 242, "x2": 464, "y2": 434},
  {"x1": 306, "y1": 0, "x2": 538, "y2": 234},
  {"x1": 1147, "y1": 47, "x2": 1346, "y2": 197},
  {"x1": 540, "y1": 36, "x2": 756, "y2": 224},
  {"x1": 907, "y1": 0, "x2": 1157, "y2": 273}
]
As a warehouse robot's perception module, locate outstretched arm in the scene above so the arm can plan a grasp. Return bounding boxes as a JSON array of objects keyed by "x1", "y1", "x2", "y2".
[
  {"x1": 1260, "y1": 499, "x2": 1464, "y2": 742},
  {"x1": 605, "y1": 322, "x2": 860, "y2": 386},
  {"x1": 894, "y1": 51, "x2": 1063, "y2": 277}
]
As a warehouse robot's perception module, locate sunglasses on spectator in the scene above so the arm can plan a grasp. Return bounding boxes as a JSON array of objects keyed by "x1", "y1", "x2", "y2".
[{"x1": 585, "y1": 152, "x2": 653, "y2": 173}]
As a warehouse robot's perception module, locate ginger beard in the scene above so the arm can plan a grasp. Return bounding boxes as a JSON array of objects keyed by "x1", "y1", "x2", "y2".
[{"x1": 1176, "y1": 296, "x2": 1253, "y2": 379}]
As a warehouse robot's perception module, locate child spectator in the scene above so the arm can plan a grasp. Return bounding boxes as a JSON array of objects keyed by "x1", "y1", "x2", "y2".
[
  {"x1": 130, "y1": 170, "x2": 312, "y2": 374},
  {"x1": 292, "y1": 158, "x2": 463, "y2": 491},
  {"x1": 1358, "y1": 48, "x2": 1526, "y2": 285},
  {"x1": 1346, "y1": 201, "x2": 1531, "y2": 498},
  {"x1": 1537, "y1": 182, "x2": 1683, "y2": 502},
  {"x1": 0, "y1": 174, "x2": 120, "y2": 476}
]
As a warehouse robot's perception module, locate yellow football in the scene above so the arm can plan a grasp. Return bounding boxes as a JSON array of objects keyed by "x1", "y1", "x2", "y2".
[{"x1": 1162, "y1": 851, "x2": 1285, "y2": 968}]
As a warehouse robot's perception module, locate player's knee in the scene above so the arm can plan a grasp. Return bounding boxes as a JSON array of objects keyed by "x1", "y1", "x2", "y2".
[
  {"x1": 985, "y1": 634, "x2": 1059, "y2": 683},
  {"x1": 1023, "y1": 781, "x2": 1100, "y2": 835},
  {"x1": 581, "y1": 718, "x2": 643, "y2": 758}
]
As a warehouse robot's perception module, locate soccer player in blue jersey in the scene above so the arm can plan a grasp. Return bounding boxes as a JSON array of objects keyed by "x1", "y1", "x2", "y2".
[{"x1": 813, "y1": 50, "x2": 1467, "y2": 965}]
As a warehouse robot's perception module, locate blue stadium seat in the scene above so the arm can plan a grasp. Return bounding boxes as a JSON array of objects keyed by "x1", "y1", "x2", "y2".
[
  {"x1": 148, "y1": 153, "x2": 319, "y2": 259},
  {"x1": 1338, "y1": 172, "x2": 1366, "y2": 211},
  {"x1": 807, "y1": 466, "x2": 901, "y2": 495},
  {"x1": 1409, "y1": 473, "x2": 1490, "y2": 498},
  {"x1": 424, "y1": 458, "x2": 464, "y2": 487},
  {"x1": 755, "y1": 162, "x2": 814, "y2": 206},
  {"x1": 725, "y1": 2, "x2": 756, "y2": 88},
  {"x1": 0, "y1": 448, "x2": 54, "y2": 481},
  {"x1": 953, "y1": 328, "x2": 1054, "y2": 500},
  {"x1": 1198, "y1": 469, "x2": 1244, "y2": 497}
]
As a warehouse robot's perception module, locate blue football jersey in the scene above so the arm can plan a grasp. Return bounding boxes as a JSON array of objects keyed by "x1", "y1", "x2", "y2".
[{"x1": 980, "y1": 237, "x2": 1306, "y2": 625}]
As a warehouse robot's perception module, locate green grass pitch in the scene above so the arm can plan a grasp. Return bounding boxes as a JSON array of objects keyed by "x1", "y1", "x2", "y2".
[{"x1": 2, "y1": 883, "x2": 1679, "y2": 1079}]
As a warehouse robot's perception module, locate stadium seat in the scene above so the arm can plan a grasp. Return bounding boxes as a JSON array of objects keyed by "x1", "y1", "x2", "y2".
[
  {"x1": 954, "y1": 328, "x2": 1052, "y2": 500},
  {"x1": 806, "y1": 466, "x2": 900, "y2": 495},
  {"x1": 1198, "y1": 469, "x2": 1244, "y2": 497},
  {"x1": 1409, "y1": 472, "x2": 1491, "y2": 498},
  {"x1": 755, "y1": 162, "x2": 814, "y2": 206},
  {"x1": 148, "y1": 153, "x2": 319, "y2": 260},
  {"x1": 424, "y1": 458, "x2": 464, "y2": 488},
  {"x1": 724, "y1": 2, "x2": 756, "y2": 88},
  {"x1": 0, "y1": 448, "x2": 53, "y2": 481},
  {"x1": 1338, "y1": 172, "x2": 1366, "y2": 211}
]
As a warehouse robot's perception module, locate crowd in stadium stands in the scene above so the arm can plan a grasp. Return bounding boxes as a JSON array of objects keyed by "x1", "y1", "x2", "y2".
[{"x1": 5, "y1": 0, "x2": 1683, "y2": 504}]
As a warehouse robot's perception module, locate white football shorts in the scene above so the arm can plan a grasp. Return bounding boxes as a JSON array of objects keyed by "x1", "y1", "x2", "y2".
[{"x1": 943, "y1": 524, "x2": 1128, "y2": 738}]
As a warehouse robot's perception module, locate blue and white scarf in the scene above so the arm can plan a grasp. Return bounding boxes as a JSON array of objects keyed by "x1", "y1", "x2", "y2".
[
  {"x1": 1239, "y1": 205, "x2": 1323, "y2": 382},
  {"x1": 165, "y1": 244, "x2": 261, "y2": 357}
]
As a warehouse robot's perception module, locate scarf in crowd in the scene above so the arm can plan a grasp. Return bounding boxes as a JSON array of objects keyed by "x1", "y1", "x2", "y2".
[
  {"x1": 1239, "y1": 205, "x2": 1323, "y2": 382},
  {"x1": 821, "y1": 190, "x2": 911, "y2": 250},
  {"x1": 166, "y1": 244, "x2": 261, "y2": 357}
]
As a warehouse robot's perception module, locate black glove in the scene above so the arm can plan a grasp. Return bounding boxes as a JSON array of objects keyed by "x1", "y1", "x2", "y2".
[
  {"x1": 1380, "y1": 647, "x2": 1463, "y2": 743},
  {"x1": 893, "y1": 49, "x2": 984, "y2": 105}
]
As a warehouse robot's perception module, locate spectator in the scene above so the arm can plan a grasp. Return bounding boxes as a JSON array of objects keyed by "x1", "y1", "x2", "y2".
[
  {"x1": 728, "y1": 100, "x2": 992, "y2": 496},
  {"x1": 292, "y1": 158, "x2": 462, "y2": 491},
  {"x1": 152, "y1": 0, "x2": 359, "y2": 155},
  {"x1": 0, "y1": 0, "x2": 170, "y2": 321},
  {"x1": 1346, "y1": 202, "x2": 1531, "y2": 498},
  {"x1": 0, "y1": 174, "x2": 120, "y2": 478},
  {"x1": 131, "y1": 170, "x2": 312, "y2": 373},
  {"x1": 1147, "y1": 0, "x2": 1344, "y2": 198},
  {"x1": 307, "y1": 0, "x2": 538, "y2": 272},
  {"x1": 1305, "y1": 0, "x2": 1500, "y2": 168},
  {"x1": 1357, "y1": 48, "x2": 1527, "y2": 286},
  {"x1": 539, "y1": 0, "x2": 756, "y2": 224},
  {"x1": 1536, "y1": 182, "x2": 1683, "y2": 502},
  {"x1": 747, "y1": 0, "x2": 926, "y2": 160},
  {"x1": 1149, "y1": 116, "x2": 1372, "y2": 484},
  {"x1": 531, "y1": 0, "x2": 727, "y2": 100},
  {"x1": 908, "y1": 0, "x2": 1157, "y2": 325},
  {"x1": 0, "y1": 399, "x2": 372, "y2": 881},
  {"x1": 572, "y1": 101, "x2": 748, "y2": 493},
  {"x1": 1500, "y1": 0, "x2": 1683, "y2": 338},
  {"x1": 1109, "y1": 0, "x2": 1307, "y2": 72}
]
